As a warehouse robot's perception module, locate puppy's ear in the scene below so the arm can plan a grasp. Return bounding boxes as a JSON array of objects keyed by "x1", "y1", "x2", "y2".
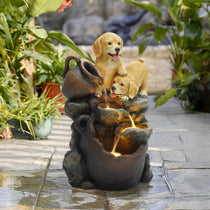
[
  {"x1": 92, "y1": 38, "x2": 101, "y2": 57},
  {"x1": 128, "y1": 81, "x2": 138, "y2": 99}
]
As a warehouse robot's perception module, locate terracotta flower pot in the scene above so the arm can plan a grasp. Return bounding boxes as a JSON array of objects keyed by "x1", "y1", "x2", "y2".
[{"x1": 41, "y1": 82, "x2": 65, "y2": 114}]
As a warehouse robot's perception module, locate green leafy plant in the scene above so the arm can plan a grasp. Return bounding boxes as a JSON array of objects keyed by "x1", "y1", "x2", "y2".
[
  {"x1": 0, "y1": 0, "x2": 94, "y2": 82},
  {"x1": 34, "y1": 44, "x2": 67, "y2": 85},
  {"x1": 13, "y1": 89, "x2": 62, "y2": 138},
  {"x1": 124, "y1": 0, "x2": 210, "y2": 112},
  {"x1": 0, "y1": 70, "x2": 62, "y2": 138},
  {"x1": 0, "y1": 71, "x2": 19, "y2": 134},
  {"x1": 0, "y1": 0, "x2": 96, "y2": 138}
]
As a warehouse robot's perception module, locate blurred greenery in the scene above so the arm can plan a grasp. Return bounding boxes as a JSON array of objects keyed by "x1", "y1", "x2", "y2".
[
  {"x1": 0, "y1": 0, "x2": 93, "y2": 137},
  {"x1": 124, "y1": 0, "x2": 210, "y2": 112}
]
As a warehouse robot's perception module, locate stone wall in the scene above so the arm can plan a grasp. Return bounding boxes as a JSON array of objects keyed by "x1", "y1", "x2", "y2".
[{"x1": 35, "y1": 0, "x2": 161, "y2": 45}]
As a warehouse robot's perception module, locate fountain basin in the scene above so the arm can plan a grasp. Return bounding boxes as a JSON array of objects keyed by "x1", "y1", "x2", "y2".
[
  {"x1": 63, "y1": 96, "x2": 153, "y2": 190},
  {"x1": 116, "y1": 122, "x2": 153, "y2": 145},
  {"x1": 74, "y1": 114, "x2": 148, "y2": 190}
]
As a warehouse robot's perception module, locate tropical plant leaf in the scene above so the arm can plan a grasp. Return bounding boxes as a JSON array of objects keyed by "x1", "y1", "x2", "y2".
[
  {"x1": 48, "y1": 31, "x2": 94, "y2": 63},
  {"x1": 22, "y1": 50, "x2": 52, "y2": 65},
  {"x1": 123, "y1": 0, "x2": 162, "y2": 18},
  {"x1": 29, "y1": 0, "x2": 64, "y2": 17},
  {"x1": 138, "y1": 34, "x2": 154, "y2": 54},
  {"x1": 0, "y1": 0, "x2": 9, "y2": 12},
  {"x1": 164, "y1": 0, "x2": 176, "y2": 7},
  {"x1": 33, "y1": 38, "x2": 55, "y2": 54},
  {"x1": 182, "y1": 0, "x2": 202, "y2": 8},
  {"x1": 132, "y1": 23, "x2": 153, "y2": 42},
  {"x1": 184, "y1": 21, "x2": 202, "y2": 41},
  {"x1": 0, "y1": 13, "x2": 13, "y2": 48},
  {"x1": 155, "y1": 88, "x2": 177, "y2": 108},
  {"x1": 154, "y1": 26, "x2": 169, "y2": 43},
  {"x1": 28, "y1": 27, "x2": 48, "y2": 39},
  {"x1": 11, "y1": 0, "x2": 26, "y2": 7}
]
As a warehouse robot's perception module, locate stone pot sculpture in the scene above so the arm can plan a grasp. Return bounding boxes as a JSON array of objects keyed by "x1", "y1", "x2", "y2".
[{"x1": 62, "y1": 56, "x2": 103, "y2": 100}]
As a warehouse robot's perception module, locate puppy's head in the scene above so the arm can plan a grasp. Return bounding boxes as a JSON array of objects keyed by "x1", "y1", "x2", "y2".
[
  {"x1": 111, "y1": 75, "x2": 138, "y2": 100},
  {"x1": 92, "y1": 32, "x2": 123, "y2": 59}
]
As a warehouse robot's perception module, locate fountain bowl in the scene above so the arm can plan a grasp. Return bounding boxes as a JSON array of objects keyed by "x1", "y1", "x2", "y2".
[{"x1": 74, "y1": 114, "x2": 148, "y2": 190}]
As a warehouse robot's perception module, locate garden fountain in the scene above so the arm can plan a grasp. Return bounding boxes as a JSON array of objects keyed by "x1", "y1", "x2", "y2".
[{"x1": 62, "y1": 56, "x2": 153, "y2": 190}]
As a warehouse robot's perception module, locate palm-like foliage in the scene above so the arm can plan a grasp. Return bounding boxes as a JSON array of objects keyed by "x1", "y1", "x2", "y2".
[{"x1": 124, "y1": 0, "x2": 210, "y2": 112}]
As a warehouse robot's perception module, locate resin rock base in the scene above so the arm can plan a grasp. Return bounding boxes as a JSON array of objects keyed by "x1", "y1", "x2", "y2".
[{"x1": 63, "y1": 96, "x2": 153, "y2": 190}]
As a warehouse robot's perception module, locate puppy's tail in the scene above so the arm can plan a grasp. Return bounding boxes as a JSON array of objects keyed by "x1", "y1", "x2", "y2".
[{"x1": 138, "y1": 57, "x2": 144, "y2": 63}]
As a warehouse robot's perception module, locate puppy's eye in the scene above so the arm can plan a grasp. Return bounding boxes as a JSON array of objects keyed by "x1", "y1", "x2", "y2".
[
  {"x1": 120, "y1": 83, "x2": 124, "y2": 86},
  {"x1": 118, "y1": 42, "x2": 121, "y2": 45},
  {"x1": 113, "y1": 80, "x2": 115, "y2": 83},
  {"x1": 108, "y1": 42, "x2": 112, "y2": 45}
]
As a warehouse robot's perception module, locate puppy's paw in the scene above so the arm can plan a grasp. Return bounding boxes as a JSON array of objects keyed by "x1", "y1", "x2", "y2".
[
  {"x1": 121, "y1": 96, "x2": 129, "y2": 100},
  {"x1": 139, "y1": 92, "x2": 148, "y2": 98},
  {"x1": 118, "y1": 68, "x2": 127, "y2": 76},
  {"x1": 94, "y1": 86, "x2": 103, "y2": 97}
]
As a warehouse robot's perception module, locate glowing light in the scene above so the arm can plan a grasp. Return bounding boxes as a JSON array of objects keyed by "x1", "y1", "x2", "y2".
[
  {"x1": 103, "y1": 87, "x2": 110, "y2": 108},
  {"x1": 111, "y1": 151, "x2": 122, "y2": 157},
  {"x1": 129, "y1": 115, "x2": 136, "y2": 128}
]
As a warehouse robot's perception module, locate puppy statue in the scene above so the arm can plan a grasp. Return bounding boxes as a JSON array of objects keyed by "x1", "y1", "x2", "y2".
[
  {"x1": 92, "y1": 32, "x2": 127, "y2": 94},
  {"x1": 111, "y1": 58, "x2": 148, "y2": 100}
]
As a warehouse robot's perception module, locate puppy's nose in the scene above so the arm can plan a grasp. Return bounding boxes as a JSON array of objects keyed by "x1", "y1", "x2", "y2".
[
  {"x1": 115, "y1": 47, "x2": 120, "y2": 54},
  {"x1": 111, "y1": 86, "x2": 116, "y2": 90}
]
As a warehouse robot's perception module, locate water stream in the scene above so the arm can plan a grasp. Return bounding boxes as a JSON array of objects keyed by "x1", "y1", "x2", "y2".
[
  {"x1": 103, "y1": 88, "x2": 110, "y2": 109},
  {"x1": 101, "y1": 92, "x2": 137, "y2": 157},
  {"x1": 111, "y1": 114, "x2": 136, "y2": 157}
]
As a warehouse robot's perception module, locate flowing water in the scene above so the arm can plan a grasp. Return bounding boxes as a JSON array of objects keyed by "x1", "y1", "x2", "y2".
[
  {"x1": 101, "y1": 89, "x2": 137, "y2": 157},
  {"x1": 129, "y1": 115, "x2": 136, "y2": 128},
  {"x1": 111, "y1": 114, "x2": 136, "y2": 157},
  {"x1": 111, "y1": 136, "x2": 120, "y2": 156},
  {"x1": 103, "y1": 88, "x2": 110, "y2": 109}
]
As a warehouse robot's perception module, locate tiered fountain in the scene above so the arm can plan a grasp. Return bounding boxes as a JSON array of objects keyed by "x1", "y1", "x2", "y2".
[{"x1": 62, "y1": 56, "x2": 153, "y2": 190}]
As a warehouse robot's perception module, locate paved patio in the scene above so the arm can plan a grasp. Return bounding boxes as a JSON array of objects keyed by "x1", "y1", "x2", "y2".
[{"x1": 0, "y1": 96, "x2": 210, "y2": 210}]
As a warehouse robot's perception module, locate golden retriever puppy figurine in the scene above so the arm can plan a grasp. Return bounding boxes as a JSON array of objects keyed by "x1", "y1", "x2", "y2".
[
  {"x1": 111, "y1": 58, "x2": 148, "y2": 100},
  {"x1": 92, "y1": 32, "x2": 127, "y2": 94}
]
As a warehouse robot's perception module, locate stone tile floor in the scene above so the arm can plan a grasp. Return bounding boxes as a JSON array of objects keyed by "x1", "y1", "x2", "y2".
[{"x1": 0, "y1": 96, "x2": 210, "y2": 210}]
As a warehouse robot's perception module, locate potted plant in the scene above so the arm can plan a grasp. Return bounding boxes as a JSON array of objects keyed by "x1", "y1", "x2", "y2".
[
  {"x1": 12, "y1": 89, "x2": 62, "y2": 139},
  {"x1": 123, "y1": 0, "x2": 210, "y2": 113},
  {"x1": 1, "y1": 0, "x2": 95, "y2": 138},
  {"x1": 0, "y1": 71, "x2": 19, "y2": 139},
  {"x1": 0, "y1": 70, "x2": 62, "y2": 139},
  {"x1": 34, "y1": 44, "x2": 69, "y2": 113}
]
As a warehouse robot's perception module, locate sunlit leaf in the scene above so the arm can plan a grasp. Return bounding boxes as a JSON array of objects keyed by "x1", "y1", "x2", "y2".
[
  {"x1": 28, "y1": 27, "x2": 48, "y2": 39},
  {"x1": 138, "y1": 34, "x2": 154, "y2": 54},
  {"x1": 154, "y1": 26, "x2": 169, "y2": 43},
  {"x1": 155, "y1": 88, "x2": 177, "y2": 108},
  {"x1": 22, "y1": 50, "x2": 52, "y2": 65},
  {"x1": 29, "y1": 0, "x2": 64, "y2": 17},
  {"x1": 123, "y1": 0, "x2": 162, "y2": 18},
  {"x1": 48, "y1": 31, "x2": 94, "y2": 63},
  {"x1": 33, "y1": 38, "x2": 55, "y2": 54},
  {"x1": 184, "y1": 21, "x2": 202, "y2": 41},
  {"x1": 132, "y1": 23, "x2": 153, "y2": 42}
]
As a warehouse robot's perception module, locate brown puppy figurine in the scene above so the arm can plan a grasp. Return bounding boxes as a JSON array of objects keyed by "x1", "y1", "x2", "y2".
[
  {"x1": 92, "y1": 32, "x2": 127, "y2": 95},
  {"x1": 111, "y1": 58, "x2": 148, "y2": 100}
]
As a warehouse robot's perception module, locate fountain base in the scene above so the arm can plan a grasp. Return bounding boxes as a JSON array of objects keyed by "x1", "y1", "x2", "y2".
[{"x1": 63, "y1": 96, "x2": 153, "y2": 190}]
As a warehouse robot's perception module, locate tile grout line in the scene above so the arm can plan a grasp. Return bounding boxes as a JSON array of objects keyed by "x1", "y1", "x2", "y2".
[
  {"x1": 103, "y1": 191, "x2": 111, "y2": 210},
  {"x1": 32, "y1": 147, "x2": 56, "y2": 210},
  {"x1": 162, "y1": 162, "x2": 175, "y2": 197}
]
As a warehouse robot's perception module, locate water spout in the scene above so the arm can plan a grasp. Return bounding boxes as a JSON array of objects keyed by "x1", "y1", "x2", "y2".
[{"x1": 129, "y1": 115, "x2": 136, "y2": 128}]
